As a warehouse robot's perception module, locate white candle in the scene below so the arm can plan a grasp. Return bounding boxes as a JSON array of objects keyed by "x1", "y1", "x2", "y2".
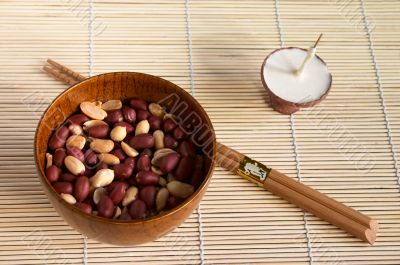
[{"x1": 261, "y1": 47, "x2": 332, "y2": 114}]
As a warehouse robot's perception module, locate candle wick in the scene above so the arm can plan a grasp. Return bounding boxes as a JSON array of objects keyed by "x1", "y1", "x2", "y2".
[
  {"x1": 313, "y1": 33, "x2": 323, "y2": 48},
  {"x1": 295, "y1": 33, "x2": 323, "y2": 76}
]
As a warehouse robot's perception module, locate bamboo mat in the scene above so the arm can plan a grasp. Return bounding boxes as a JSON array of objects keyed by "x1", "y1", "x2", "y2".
[{"x1": 0, "y1": 0, "x2": 399, "y2": 264}]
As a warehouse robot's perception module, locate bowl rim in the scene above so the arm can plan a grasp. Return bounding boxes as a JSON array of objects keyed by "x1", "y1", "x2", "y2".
[{"x1": 34, "y1": 71, "x2": 216, "y2": 225}]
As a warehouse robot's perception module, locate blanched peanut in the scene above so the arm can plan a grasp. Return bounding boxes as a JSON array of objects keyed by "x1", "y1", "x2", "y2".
[
  {"x1": 121, "y1": 142, "x2": 139, "y2": 157},
  {"x1": 167, "y1": 180, "x2": 194, "y2": 199},
  {"x1": 68, "y1": 124, "x2": 83, "y2": 135},
  {"x1": 83, "y1": 120, "x2": 108, "y2": 130},
  {"x1": 93, "y1": 187, "x2": 107, "y2": 204},
  {"x1": 135, "y1": 120, "x2": 150, "y2": 135},
  {"x1": 151, "y1": 166, "x2": 163, "y2": 176},
  {"x1": 80, "y1": 101, "x2": 107, "y2": 120},
  {"x1": 46, "y1": 153, "x2": 53, "y2": 168},
  {"x1": 156, "y1": 188, "x2": 169, "y2": 211},
  {"x1": 98, "y1": 153, "x2": 120, "y2": 165},
  {"x1": 64, "y1": 156, "x2": 85, "y2": 175},
  {"x1": 148, "y1": 103, "x2": 165, "y2": 118},
  {"x1": 91, "y1": 169, "x2": 114, "y2": 188},
  {"x1": 66, "y1": 135, "x2": 86, "y2": 150},
  {"x1": 61, "y1": 193, "x2": 76, "y2": 204},
  {"x1": 113, "y1": 206, "x2": 122, "y2": 219},
  {"x1": 158, "y1": 177, "x2": 167, "y2": 187},
  {"x1": 90, "y1": 138, "x2": 114, "y2": 153},
  {"x1": 110, "y1": 126, "x2": 127, "y2": 142},
  {"x1": 153, "y1": 130, "x2": 164, "y2": 149},
  {"x1": 102, "y1": 99, "x2": 122, "y2": 111},
  {"x1": 122, "y1": 186, "x2": 138, "y2": 207}
]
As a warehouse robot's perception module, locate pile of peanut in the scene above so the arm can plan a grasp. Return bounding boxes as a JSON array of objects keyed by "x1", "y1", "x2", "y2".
[{"x1": 45, "y1": 98, "x2": 204, "y2": 220}]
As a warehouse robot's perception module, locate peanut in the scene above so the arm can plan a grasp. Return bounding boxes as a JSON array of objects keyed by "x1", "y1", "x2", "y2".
[
  {"x1": 102, "y1": 99, "x2": 122, "y2": 111},
  {"x1": 129, "y1": 199, "x2": 146, "y2": 219},
  {"x1": 151, "y1": 166, "x2": 164, "y2": 176},
  {"x1": 93, "y1": 187, "x2": 107, "y2": 204},
  {"x1": 153, "y1": 130, "x2": 165, "y2": 149},
  {"x1": 68, "y1": 124, "x2": 83, "y2": 135},
  {"x1": 49, "y1": 126, "x2": 69, "y2": 150},
  {"x1": 140, "y1": 186, "x2": 156, "y2": 208},
  {"x1": 98, "y1": 195, "x2": 114, "y2": 218},
  {"x1": 53, "y1": 182, "x2": 73, "y2": 194},
  {"x1": 174, "y1": 156, "x2": 195, "y2": 181},
  {"x1": 135, "y1": 120, "x2": 150, "y2": 135},
  {"x1": 64, "y1": 155, "x2": 85, "y2": 175},
  {"x1": 91, "y1": 169, "x2": 114, "y2": 188},
  {"x1": 98, "y1": 153, "x2": 120, "y2": 165},
  {"x1": 53, "y1": 148, "x2": 66, "y2": 167},
  {"x1": 61, "y1": 193, "x2": 76, "y2": 204},
  {"x1": 46, "y1": 165, "x2": 60, "y2": 182},
  {"x1": 90, "y1": 138, "x2": 114, "y2": 153},
  {"x1": 167, "y1": 180, "x2": 194, "y2": 199},
  {"x1": 66, "y1": 135, "x2": 86, "y2": 150},
  {"x1": 113, "y1": 206, "x2": 122, "y2": 219},
  {"x1": 75, "y1": 202, "x2": 92, "y2": 214},
  {"x1": 87, "y1": 124, "x2": 109, "y2": 138},
  {"x1": 110, "y1": 126, "x2": 127, "y2": 142},
  {"x1": 109, "y1": 182, "x2": 126, "y2": 205},
  {"x1": 137, "y1": 155, "x2": 151, "y2": 171},
  {"x1": 156, "y1": 187, "x2": 169, "y2": 211},
  {"x1": 80, "y1": 101, "x2": 107, "y2": 120},
  {"x1": 67, "y1": 114, "x2": 89, "y2": 125},
  {"x1": 158, "y1": 177, "x2": 167, "y2": 187},
  {"x1": 136, "y1": 170, "x2": 160, "y2": 186},
  {"x1": 46, "y1": 153, "x2": 53, "y2": 168},
  {"x1": 159, "y1": 153, "x2": 180, "y2": 173},
  {"x1": 151, "y1": 148, "x2": 176, "y2": 167},
  {"x1": 104, "y1": 110, "x2": 123, "y2": 124},
  {"x1": 74, "y1": 176, "x2": 90, "y2": 202},
  {"x1": 121, "y1": 142, "x2": 139, "y2": 157},
  {"x1": 83, "y1": 120, "x2": 108, "y2": 130},
  {"x1": 148, "y1": 103, "x2": 165, "y2": 118},
  {"x1": 128, "y1": 134, "x2": 155, "y2": 149},
  {"x1": 129, "y1": 98, "x2": 147, "y2": 110},
  {"x1": 148, "y1": 116, "x2": 162, "y2": 130},
  {"x1": 122, "y1": 186, "x2": 138, "y2": 207},
  {"x1": 122, "y1": 106, "x2": 136, "y2": 123}
]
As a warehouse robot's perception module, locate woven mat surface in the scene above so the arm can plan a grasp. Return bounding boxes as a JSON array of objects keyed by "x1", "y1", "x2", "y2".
[{"x1": 1, "y1": 0, "x2": 400, "y2": 264}]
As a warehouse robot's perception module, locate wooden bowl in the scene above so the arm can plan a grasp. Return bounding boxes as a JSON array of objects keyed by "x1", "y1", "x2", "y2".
[{"x1": 34, "y1": 72, "x2": 216, "y2": 246}]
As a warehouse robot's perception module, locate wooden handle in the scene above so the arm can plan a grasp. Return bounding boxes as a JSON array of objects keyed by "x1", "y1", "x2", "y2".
[
  {"x1": 42, "y1": 59, "x2": 86, "y2": 86},
  {"x1": 265, "y1": 175, "x2": 375, "y2": 244},
  {"x1": 215, "y1": 142, "x2": 377, "y2": 244}
]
